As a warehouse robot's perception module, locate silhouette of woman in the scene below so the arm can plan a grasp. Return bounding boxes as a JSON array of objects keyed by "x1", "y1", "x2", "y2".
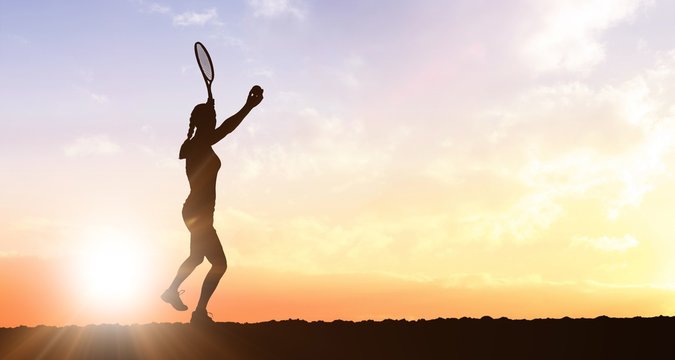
[{"x1": 162, "y1": 86, "x2": 263, "y2": 324}]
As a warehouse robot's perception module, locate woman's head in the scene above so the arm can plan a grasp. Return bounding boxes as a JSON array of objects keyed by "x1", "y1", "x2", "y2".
[{"x1": 187, "y1": 101, "x2": 216, "y2": 139}]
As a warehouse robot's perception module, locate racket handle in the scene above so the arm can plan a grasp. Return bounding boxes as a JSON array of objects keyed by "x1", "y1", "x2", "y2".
[{"x1": 207, "y1": 83, "x2": 213, "y2": 102}]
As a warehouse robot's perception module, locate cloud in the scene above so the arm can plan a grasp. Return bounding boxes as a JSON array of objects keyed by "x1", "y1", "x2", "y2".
[
  {"x1": 461, "y1": 191, "x2": 564, "y2": 246},
  {"x1": 217, "y1": 207, "x2": 456, "y2": 274},
  {"x1": 217, "y1": 49, "x2": 675, "y2": 258},
  {"x1": 3, "y1": 33, "x2": 30, "y2": 46},
  {"x1": 64, "y1": 135, "x2": 121, "y2": 157},
  {"x1": 521, "y1": 0, "x2": 647, "y2": 73},
  {"x1": 146, "y1": 2, "x2": 170, "y2": 14},
  {"x1": 252, "y1": 67, "x2": 274, "y2": 78},
  {"x1": 212, "y1": 33, "x2": 246, "y2": 50},
  {"x1": 334, "y1": 55, "x2": 366, "y2": 89},
  {"x1": 173, "y1": 8, "x2": 219, "y2": 26},
  {"x1": 180, "y1": 64, "x2": 196, "y2": 74},
  {"x1": 572, "y1": 234, "x2": 639, "y2": 252},
  {"x1": 134, "y1": 0, "x2": 170, "y2": 14},
  {"x1": 227, "y1": 106, "x2": 393, "y2": 182},
  {"x1": 135, "y1": 0, "x2": 224, "y2": 30},
  {"x1": 248, "y1": 0, "x2": 305, "y2": 19},
  {"x1": 89, "y1": 92, "x2": 109, "y2": 104},
  {"x1": 138, "y1": 145, "x2": 181, "y2": 169},
  {"x1": 422, "y1": 50, "x2": 675, "y2": 249},
  {"x1": 495, "y1": 53, "x2": 675, "y2": 200}
]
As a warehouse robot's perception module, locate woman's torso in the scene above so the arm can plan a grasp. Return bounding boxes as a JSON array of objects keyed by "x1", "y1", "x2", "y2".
[{"x1": 184, "y1": 140, "x2": 221, "y2": 210}]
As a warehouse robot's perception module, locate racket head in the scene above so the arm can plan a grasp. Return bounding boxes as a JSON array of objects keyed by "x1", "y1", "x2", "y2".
[{"x1": 194, "y1": 42, "x2": 214, "y2": 83}]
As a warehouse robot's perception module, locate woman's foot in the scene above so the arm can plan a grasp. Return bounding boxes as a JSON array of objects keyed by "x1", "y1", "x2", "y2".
[
  {"x1": 161, "y1": 289, "x2": 188, "y2": 311},
  {"x1": 191, "y1": 308, "x2": 215, "y2": 325}
]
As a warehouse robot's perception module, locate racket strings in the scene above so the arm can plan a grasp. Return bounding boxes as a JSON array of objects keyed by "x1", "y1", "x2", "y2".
[{"x1": 195, "y1": 44, "x2": 214, "y2": 81}]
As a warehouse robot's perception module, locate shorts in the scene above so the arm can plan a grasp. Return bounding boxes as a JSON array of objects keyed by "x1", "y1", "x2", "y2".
[
  {"x1": 182, "y1": 202, "x2": 223, "y2": 258},
  {"x1": 182, "y1": 202, "x2": 215, "y2": 232}
]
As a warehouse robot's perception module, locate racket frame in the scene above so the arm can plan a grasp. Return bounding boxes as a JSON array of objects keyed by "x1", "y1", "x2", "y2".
[{"x1": 194, "y1": 42, "x2": 215, "y2": 101}]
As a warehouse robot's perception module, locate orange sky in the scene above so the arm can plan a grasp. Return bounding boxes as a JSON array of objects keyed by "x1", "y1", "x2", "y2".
[{"x1": 3, "y1": 256, "x2": 675, "y2": 327}]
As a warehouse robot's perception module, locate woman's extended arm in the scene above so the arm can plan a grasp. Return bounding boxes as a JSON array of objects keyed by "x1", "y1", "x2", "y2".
[{"x1": 212, "y1": 86, "x2": 264, "y2": 145}]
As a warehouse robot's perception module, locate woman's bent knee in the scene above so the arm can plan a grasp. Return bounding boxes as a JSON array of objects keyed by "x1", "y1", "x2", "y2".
[
  {"x1": 210, "y1": 257, "x2": 227, "y2": 275},
  {"x1": 187, "y1": 255, "x2": 204, "y2": 266}
]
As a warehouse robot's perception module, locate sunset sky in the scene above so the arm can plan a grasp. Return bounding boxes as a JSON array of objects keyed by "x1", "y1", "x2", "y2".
[{"x1": 3, "y1": 0, "x2": 675, "y2": 327}]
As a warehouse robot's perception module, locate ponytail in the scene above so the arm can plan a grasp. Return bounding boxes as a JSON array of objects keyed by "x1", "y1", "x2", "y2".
[
  {"x1": 180, "y1": 120, "x2": 195, "y2": 159},
  {"x1": 187, "y1": 121, "x2": 195, "y2": 140},
  {"x1": 181, "y1": 101, "x2": 210, "y2": 159}
]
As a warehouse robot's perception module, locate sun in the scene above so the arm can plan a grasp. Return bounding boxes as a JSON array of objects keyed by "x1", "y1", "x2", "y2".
[{"x1": 75, "y1": 228, "x2": 148, "y2": 308}]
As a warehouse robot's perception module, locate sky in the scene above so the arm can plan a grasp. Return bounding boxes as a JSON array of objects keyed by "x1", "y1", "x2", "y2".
[{"x1": 3, "y1": 0, "x2": 675, "y2": 326}]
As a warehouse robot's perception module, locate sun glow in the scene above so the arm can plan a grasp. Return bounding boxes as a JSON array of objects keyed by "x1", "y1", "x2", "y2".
[{"x1": 74, "y1": 228, "x2": 149, "y2": 309}]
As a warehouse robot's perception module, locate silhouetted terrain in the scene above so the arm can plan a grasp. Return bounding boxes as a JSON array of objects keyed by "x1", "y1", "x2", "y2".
[{"x1": 1, "y1": 316, "x2": 672, "y2": 359}]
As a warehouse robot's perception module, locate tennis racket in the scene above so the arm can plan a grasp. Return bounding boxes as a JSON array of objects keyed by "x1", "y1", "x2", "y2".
[{"x1": 194, "y1": 42, "x2": 215, "y2": 101}]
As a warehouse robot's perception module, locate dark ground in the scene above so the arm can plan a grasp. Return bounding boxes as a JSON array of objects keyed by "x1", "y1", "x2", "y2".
[{"x1": 1, "y1": 316, "x2": 673, "y2": 359}]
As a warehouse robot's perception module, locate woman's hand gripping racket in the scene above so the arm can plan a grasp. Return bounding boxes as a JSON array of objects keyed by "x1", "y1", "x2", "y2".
[{"x1": 194, "y1": 42, "x2": 215, "y2": 102}]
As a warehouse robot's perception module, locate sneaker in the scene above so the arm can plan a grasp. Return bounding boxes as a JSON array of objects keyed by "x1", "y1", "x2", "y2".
[
  {"x1": 191, "y1": 309, "x2": 216, "y2": 325},
  {"x1": 161, "y1": 289, "x2": 188, "y2": 311}
]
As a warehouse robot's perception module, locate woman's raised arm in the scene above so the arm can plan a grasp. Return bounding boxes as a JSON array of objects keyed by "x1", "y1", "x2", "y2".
[{"x1": 212, "y1": 86, "x2": 263, "y2": 145}]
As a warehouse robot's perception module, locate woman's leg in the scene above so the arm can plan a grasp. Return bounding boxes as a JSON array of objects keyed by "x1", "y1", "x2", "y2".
[
  {"x1": 195, "y1": 228, "x2": 227, "y2": 312},
  {"x1": 163, "y1": 232, "x2": 205, "y2": 311},
  {"x1": 168, "y1": 252, "x2": 204, "y2": 291},
  {"x1": 170, "y1": 204, "x2": 206, "y2": 291}
]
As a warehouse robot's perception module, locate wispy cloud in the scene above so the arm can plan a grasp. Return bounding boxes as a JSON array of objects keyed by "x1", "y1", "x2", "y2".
[
  {"x1": 146, "y1": 2, "x2": 170, "y2": 14},
  {"x1": 173, "y1": 8, "x2": 220, "y2": 26},
  {"x1": 76, "y1": 85, "x2": 110, "y2": 104},
  {"x1": 211, "y1": 33, "x2": 247, "y2": 50},
  {"x1": 521, "y1": 0, "x2": 648, "y2": 73},
  {"x1": 248, "y1": 0, "x2": 306, "y2": 19},
  {"x1": 138, "y1": 145, "x2": 181, "y2": 169},
  {"x1": 133, "y1": 0, "x2": 171, "y2": 14},
  {"x1": 89, "y1": 92, "x2": 109, "y2": 104},
  {"x1": 135, "y1": 2, "x2": 226, "y2": 32},
  {"x1": 3, "y1": 33, "x2": 30, "y2": 46},
  {"x1": 231, "y1": 106, "x2": 390, "y2": 181},
  {"x1": 572, "y1": 234, "x2": 639, "y2": 252},
  {"x1": 64, "y1": 135, "x2": 121, "y2": 157},
  {"x1": 252, "y1": 67, "x2": 274, "y2": 78}
]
